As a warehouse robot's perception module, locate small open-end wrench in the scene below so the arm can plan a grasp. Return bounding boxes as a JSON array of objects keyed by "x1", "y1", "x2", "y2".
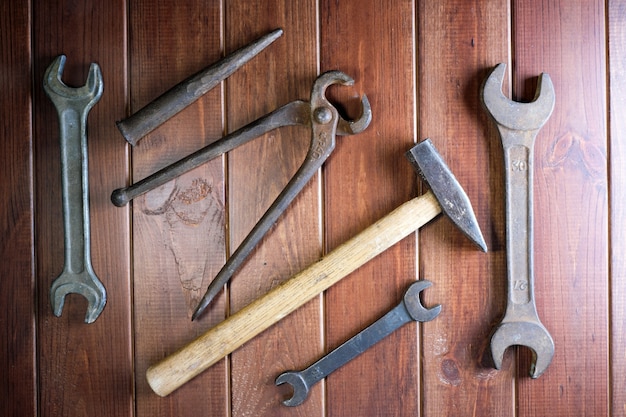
[
  {"x1": 275, "y1": 280, "x2": 441, "y2": 407},
  {"x1": 111, "y1": 71, "x2": 371, "y2": 320},
  {"x1": 43, "y1": 55, "x2": 106, "y2": 324},
  {"x1": 482, "y1": 63, "x2": 555, "y2": 377}
]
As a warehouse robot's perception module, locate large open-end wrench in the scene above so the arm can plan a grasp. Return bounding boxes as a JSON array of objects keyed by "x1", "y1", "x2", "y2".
[
  {"x1": 275, "y1": 280, "x2": 441, "y2": 407},
  {"x1": 43, "y1": 55, "x2": 106, "y2": 324},
  {"x1": 482, "y1": 63, "x2": 555, "y2": 378}
]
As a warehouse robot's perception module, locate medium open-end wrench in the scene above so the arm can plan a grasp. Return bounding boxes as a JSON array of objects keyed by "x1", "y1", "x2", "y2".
[
  {"x1": 43, "y1": 55, "x2": 106, "y2": 324},
  {"x1": 275, "y1": 280, "x2": 441, "y2": 407},
  {"x1": 482, "y1": 63, "x2": 555, "y2": 377}
]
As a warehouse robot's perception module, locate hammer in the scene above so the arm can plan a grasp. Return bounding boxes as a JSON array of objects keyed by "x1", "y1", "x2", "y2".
[{"x1": 146, "y1": 138, "x2": 487, "y2": 396}]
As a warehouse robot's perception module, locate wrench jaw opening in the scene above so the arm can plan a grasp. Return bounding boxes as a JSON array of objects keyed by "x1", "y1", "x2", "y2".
[
  {"x1": 481, "y1": 63, "x2": 555, "y2": 133},
  {"x1": 43, "y1": 55, "x2": 104, "y2": 110},
  {"x1": 403, "y1": 280, "x2": 442, "y2": 322},
  {"x1": 50, "y1": 271, "x2": 107, "y2": 324},
  {"x1": 490, "y1": 321, "x2": 555, "y2": 379},
  {"x1": 275, "y1": 371, "x2": 311, "y2": 407}
]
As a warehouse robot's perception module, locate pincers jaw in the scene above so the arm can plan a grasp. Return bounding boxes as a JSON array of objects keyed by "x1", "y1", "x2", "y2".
[{"x1": 311, "y1": 70, "x2": 372, "y2": 136}]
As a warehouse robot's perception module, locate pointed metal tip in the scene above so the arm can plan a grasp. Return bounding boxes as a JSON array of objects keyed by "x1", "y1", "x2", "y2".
[
  {"x1": 470, "y1": 229, "x2": 488, "y2": 253},
  {"x1": 191, "y1": 305, "x2": 202, "y2": 322},
  {"x1": 192, "y1": 280, "x2": 224, "y2": 321},
  {"x1": 269, "y1": 27, "x2": 284, "y2": 38}
]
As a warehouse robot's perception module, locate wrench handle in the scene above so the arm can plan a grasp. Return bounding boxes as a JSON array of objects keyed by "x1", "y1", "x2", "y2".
[
  {"x1": 58, "y1": 107, "x2": 92, "y2": 274},
  {"x1": 146, "y1": 191, "x2": 442, "y2": 396},
  {"x1": 501, "y1": 129, "x2": 537, "y2": 309},
  {"x1": 301, "y1": 302, "x2": 411, "y2": 386}
]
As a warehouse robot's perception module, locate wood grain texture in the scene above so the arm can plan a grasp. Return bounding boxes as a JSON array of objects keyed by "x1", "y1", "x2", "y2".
[
  {"x1": 223, "y1": 2, "x2": 323, "y2": 416},
  {"x1": 320, "y1": 0, "x2": 420, "y2": 415},
  {"x1": 512, "y1": 0, "x2": 609, "y2": 415},
  {"x1": 4, "y1": 1, "x2": 623, "y2": 415},
  {"x1": 418, "y1": 1, "x2": 513, "y2": 415},
  {"x1": 609, "y1": 2, "x2": 626, "y2": 415},
  {"x1": 128, "y1": 1, "x2": 228, "y2": 415},
  {"x1": 33, "y1": 1, "x2": 132, "y2": 416},
  {"x1": 0, "y1": 1, "x2": 35, "y2": 415}
]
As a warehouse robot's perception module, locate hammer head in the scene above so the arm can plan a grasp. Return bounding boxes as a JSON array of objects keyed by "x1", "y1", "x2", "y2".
[{"x1": 406, "y1": 139, "x2": 487, "y2": 252}]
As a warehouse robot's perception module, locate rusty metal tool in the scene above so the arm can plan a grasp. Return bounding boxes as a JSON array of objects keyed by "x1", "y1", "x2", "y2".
[
  {"x1": 275, "y1": 280, "x2": 441, "y2": 407},
  {"x1": 145, "y1": 138, "x2": 486, "y2": 397},
  {"x1": 43, "y1": 55, "x2": 106, "y2": 324},
  {"x1": 116, "y1": 28, "x2": 283, "y2": 146},
  {"x1": 482, "y1": 63, "x2": 555, "y2": 378},
  {"x1": 112, "y1": 71, "x2": 372, "y2": 319}
]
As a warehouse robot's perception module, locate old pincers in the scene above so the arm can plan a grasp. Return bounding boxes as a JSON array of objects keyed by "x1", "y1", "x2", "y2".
[
  {"x1": 190, "y1": 71, "x2": 371, "y2": 319},
  {"x1": 482, "y1": 63, "x2": 555, "y2": 378}
]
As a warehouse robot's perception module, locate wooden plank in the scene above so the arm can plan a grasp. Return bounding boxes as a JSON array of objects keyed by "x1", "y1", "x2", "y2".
[
  {"x1": 417, "y1": 0, "x2": 513, "y2": 415},
  {"x1": 319, "y1": 1, "x2": 419, "y2": 415},
  {"x1": 0, "y1": 1, "x2": 36, "y2": 415},
  {"x1": 32, "y1": 0, "x2": 132, "y2": 416},
  {"x1": 224, "y1": 2, "x2": 322, "y2": 416},
  {"x1": 128, "y1": 1, "x2": 228, "y2": 415},
  {"x1": 512, "y1": 0, "x2": 608, "y2": 415},
  {"x1": 609, "y1": 2, "x2": 626, "y2": 414}
]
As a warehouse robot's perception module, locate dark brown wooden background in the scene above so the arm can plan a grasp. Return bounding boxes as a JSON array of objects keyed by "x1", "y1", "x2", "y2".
[{"x1": 1, "y1": 0, "x2": 623, "y2": 416}]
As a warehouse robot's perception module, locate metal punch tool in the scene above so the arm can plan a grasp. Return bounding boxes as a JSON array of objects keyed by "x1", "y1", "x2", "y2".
[
  {"x1": 111, "y1": 71, "x2": 372, "y2": 320},
  {"x1": 116, "y1": 28, "x2": 284, "y2": 146}
]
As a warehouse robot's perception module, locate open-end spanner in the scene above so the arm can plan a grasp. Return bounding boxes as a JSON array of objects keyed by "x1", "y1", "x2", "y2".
[
  {"x1": 43, "y1": 55, "x2": 106, "y2": 324},
  {"x1": 482, "y1": 63, "x2": 555, "y2": 377},
  {"x1": 275, "y1": 280, "x2": 440, "y2": 406},
  {"x1": 110, "y1": 71, "x2": 371, "y2": 320}
]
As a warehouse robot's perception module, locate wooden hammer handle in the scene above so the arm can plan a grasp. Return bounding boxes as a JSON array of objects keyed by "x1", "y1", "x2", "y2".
[{"x1": 146, "y1": 190, "x2": 441, "y2": 396}]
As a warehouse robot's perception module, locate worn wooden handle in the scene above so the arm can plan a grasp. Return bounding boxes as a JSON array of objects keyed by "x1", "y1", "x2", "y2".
[{"x1": 146, "y1": 191, "x2": 441, "y2": 396}]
